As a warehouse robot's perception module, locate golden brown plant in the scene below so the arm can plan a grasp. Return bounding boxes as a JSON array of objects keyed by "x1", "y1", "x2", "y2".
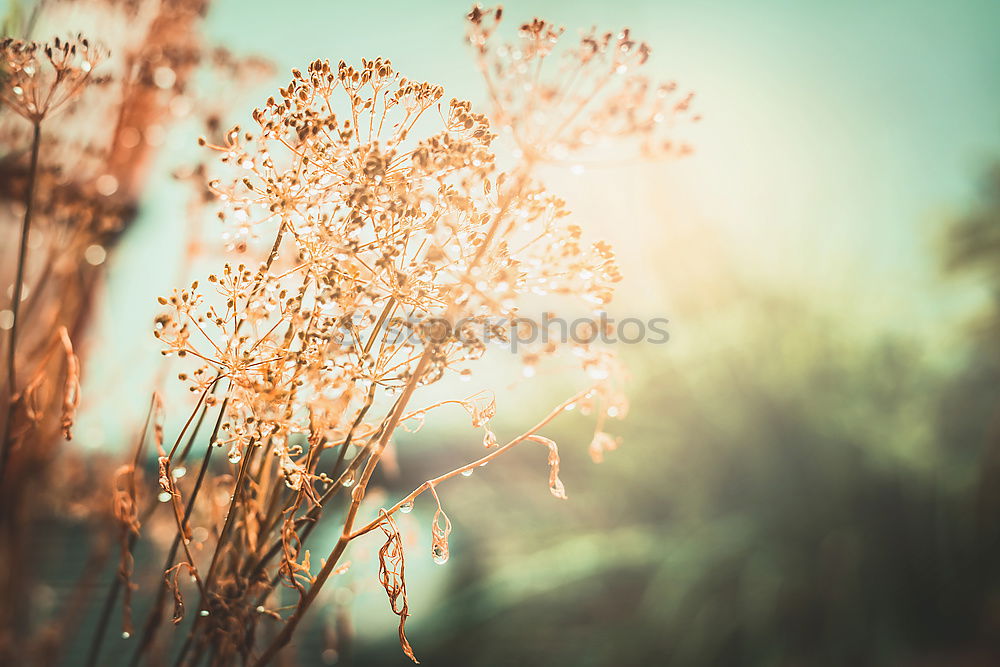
[
  {"x1": 0, "y1": 1, "x2": 269, "y2": 664},
  {"x1": 130, "y1": 6, "x2": 697, "y2": 665},
  {"x1": 0, "y1": 31, "x2": 107, "y2": 665},
  {"x1": 0, "y1": 32, "x2": 105, "y2": 476}
]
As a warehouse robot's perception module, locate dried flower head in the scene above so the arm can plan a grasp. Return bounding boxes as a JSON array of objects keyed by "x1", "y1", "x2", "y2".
[
  {"x1": 144, "y1": 6, "x2": 696, "y2": 664},
  {"x1": 467, "y1": 5, "x2": 698, "y2": 162},
  {"x1": 0, "y1": 35, "x2": 106, "y2": 123}
]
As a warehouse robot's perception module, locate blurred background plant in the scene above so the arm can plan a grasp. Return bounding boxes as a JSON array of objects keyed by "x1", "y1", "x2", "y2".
[{"x1": 0, "y1": 0, "x2": 269, "y2": 663}]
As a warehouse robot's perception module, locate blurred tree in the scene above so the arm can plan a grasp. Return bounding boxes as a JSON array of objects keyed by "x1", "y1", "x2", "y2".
[{"x1": 347, "y1": 282, "x2": 1000, "y2": 666}]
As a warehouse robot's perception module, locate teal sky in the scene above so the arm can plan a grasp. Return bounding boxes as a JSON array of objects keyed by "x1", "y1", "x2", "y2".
[
  {"x1": 73, "y1": 0, "x2": 1000, "y2": 443},
  {"x1": 200, "y1": 0, "x2": 1000, "y2": 329}
]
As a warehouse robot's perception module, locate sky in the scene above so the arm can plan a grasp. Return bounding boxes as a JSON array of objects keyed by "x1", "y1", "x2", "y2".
[
  {"x1": 194, "y1": 0, "x2": 1000, "y2": 346},
  {"x1": 69, "y1": 0, "x2": 1000, "y2": 443}
]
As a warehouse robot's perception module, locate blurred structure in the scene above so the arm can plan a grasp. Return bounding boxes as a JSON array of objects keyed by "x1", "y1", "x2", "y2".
[{"x1": 0, "y1": 1, "x2": 269, "y2": 662}]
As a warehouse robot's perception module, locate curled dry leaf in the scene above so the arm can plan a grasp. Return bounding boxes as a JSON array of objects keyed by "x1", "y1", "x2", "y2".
[
  {"x1": 589, "y1": 430, "x2": 620, "y2": 463},
  {"x1": 527, "y1": 434, "x2": 567, "y2": 499},
  {"x1": 56, "y1": 327, "x2": 80, "y2": 440},
  {"x1": 463, "y1": 393, "x2": 496, "y2": 428},
  {"x1": 377, "y1": 511, "x2": 418, "y2": 663},
  {"x1": 430, "y1": 491, "x2": 452, "y2": 565},
  {"x1": 280, "y1": 519, "x2": 315, "y2": 595},
  {"x1": 112, "y1": 464, "x2": 141, "y2": 637},
  {"x1": 157, "y1": 456, "x2": 172, "y2": 497},
  {"x1": 111, "y1": 465, "x2": 141, "y2": 535},
  {"x1": 152, "y1": 393, "x2": 165, "y2": 452},
  {"x1": 401, "y1": 410, "x2": 426, "y2": 433},
  {"x1": 278, "y1": 450, "x2": 304, "y2": 490},
  {"x1": 166, "y1": 562, "x2": 197, "y2": 624}
]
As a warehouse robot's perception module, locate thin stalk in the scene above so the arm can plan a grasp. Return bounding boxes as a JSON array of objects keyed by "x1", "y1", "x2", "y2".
[
  {"x1": 128, "y1": 397, "x2": 230, "y2": 667},
  {"x1": 352, "y1": 387, "x2": 592, "y2": 539},
  {"x1": 172, "y1": 437, "x2": 260, "y2": 667},
  {"x1": 251, "y1": 348, "x2": 434, "y2": 666},
  {"x1": 242, "y1": 382, "x2": 377, "y2": 585},
  {"x1": 0, "y1": 120, "x2": 41, "y2": 481},
  {"x1": 251, "y1": 159, "x2": 536, "y2": 664}
]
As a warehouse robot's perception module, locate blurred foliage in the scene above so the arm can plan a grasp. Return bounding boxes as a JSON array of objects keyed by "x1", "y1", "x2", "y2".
[
  {"x1": 327, "y1": 168, "x2": 1000, "y2": 667},
  {"x1": 1, "y1": 1, "x2": 27, "y2": 38}
]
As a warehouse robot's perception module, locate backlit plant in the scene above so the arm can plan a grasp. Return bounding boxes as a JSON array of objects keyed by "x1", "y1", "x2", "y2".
[{"x1": 136, "y1": 5, "x2": 697, "y2": 664}]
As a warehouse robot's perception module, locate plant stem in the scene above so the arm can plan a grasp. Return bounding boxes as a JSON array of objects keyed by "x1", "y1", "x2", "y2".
[
  {"x1": 251, "y1": 348, "x2": 434, "y2": 667},
  {"x1": 127, "y1": 396, "x2": 230, "y2": 667},
  {"x1": 250, "y1": 160, "x2": 537, "y2": 665},
  {"x1": 0, "y1": 120, "x2": 41, "y2": 481},
  {"x1": 351, "y1": 387, "x2": 592, "y2": 539}
]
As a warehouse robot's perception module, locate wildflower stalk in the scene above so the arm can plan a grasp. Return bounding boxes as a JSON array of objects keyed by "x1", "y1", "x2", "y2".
[
  {"x1": 254, "y1": 157, "x2": 542, "y2": 662},
  {"x1": 242, "y1": 381, "x2": 378, "y2": 585},
  {"x1": 0, "y1": 119, "x2": 40, "y2": 481},
  {"x1": 146, "y1": 10, "x2": 695, "y2": 662},
  {"x1": 351, "y1": 386, "x2": 592, "y2": 539},
  {"x1": 251, "y1": 348, "x2": 434, "y2": 667}
]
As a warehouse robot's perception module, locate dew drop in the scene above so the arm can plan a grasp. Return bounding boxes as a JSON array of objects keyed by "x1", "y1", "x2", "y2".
[
  {"x1": 432, "y1": 548, "x2": 449, "y2": 565},
  {"x1": 121, "y1": 632, "x2": 131, "y2": 640},
  {"x1": 341, "y1": 473, "x2": 356, "y2": 488},
  {"x1": 171, "y1": 466, "x2": 187, "y2": 479},
  {"x1": 227, "y1": 448, "x2": 242, "y2": 464},
  {"x1": 95, "y1": 174, "x2": 118, "y2": 197},
  {"x1": 461, "y1": 469, "x2": 474, "y2": 477},
  {"x1": 399, "y1": 501, "x2": 414, "y2": 514},
  {"x1": 157, "y1": 491, "x2": 172, "y2": 503},
  {"x1": 199, "y1": 610, "x2": 210, "y2": 617},
  {"x1": 587, "y1": 366, "x2": 609, "y2": 380}
]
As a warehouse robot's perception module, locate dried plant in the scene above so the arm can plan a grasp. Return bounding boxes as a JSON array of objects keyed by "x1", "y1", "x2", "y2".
[
  {"x1": 0, "y1": 0, "x2": 269, "y2": 663},
  {"x1": 119, "y1": 6, "x2": 697, "y2": 665},
  {"x1": 376, "y1": 509, "x2": 416, "y2": 662},
  {"x1": 0, "y1": 32, "x2": 105, "y2": 476}
]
